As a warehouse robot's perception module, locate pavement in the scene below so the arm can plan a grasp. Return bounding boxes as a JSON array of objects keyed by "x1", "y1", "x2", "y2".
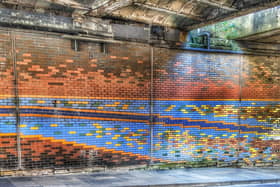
[
  {"x1": 0, "y1": 168, "x2": 280, "y2": 187},
  {"x1": 222, "y1": 184, "x2": 280, "y2": 187}
]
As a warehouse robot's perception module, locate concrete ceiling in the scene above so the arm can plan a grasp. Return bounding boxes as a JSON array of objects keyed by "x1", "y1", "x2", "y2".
[{"x1": 1, "y1": 0, "x2": 280, "y2": 31}]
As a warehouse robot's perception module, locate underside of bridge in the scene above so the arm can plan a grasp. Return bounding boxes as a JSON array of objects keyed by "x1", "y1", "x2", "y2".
[
  {"x1": 0, "y1": 0, "x2": 279, "y2": 176},
  {"x1": 1, "y1": 0, "x2": 280, "y2": 29}
]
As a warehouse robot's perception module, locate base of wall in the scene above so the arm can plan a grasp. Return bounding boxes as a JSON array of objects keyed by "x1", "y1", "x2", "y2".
[
  {"x1": 0, "y1": 164, "x2": 149, "y2": 177},
  {"x1": 1, "y1": 162, "x2": 280, "y2": 177}
]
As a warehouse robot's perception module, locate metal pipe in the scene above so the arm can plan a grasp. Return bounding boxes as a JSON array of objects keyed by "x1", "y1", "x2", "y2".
[
  {"x1": 149, "y1": 46, "x2": 154, "y2": 166},
  {"x1": 61, "y1": 35, "x2": 123, "y2": 44},
  {"x1": 149, "y1": 23, "x2": 154, "y2": 166},
  {"x1": 237, "y1": 55, "x2": 243, "y2": 165},
  {"x1": 11, "y1": 32, "x2": 22, "y2": 170},
  {"x1": 74, "y1": 40, "x2": 78, "y2": 51}
]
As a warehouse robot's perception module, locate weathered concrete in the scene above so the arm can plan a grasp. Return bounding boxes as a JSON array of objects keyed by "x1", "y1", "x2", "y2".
[
  {"x1": 0, "y1": 7, "x2": 185, "y2": 43},
  {"x1": 233, "y1": 6, "x2": 280, "y2": 41},
  {"x1": 0, "y1": 7, "x2": 112, "y2": 37},
  {"x1": 0, "y1": 168, "x2": 280, "y2": 187},
  {"x1": 189, "y1": 6, "x2": 280, "y2": 55},
  {"x1": 2, "y1": 0, "x2": 280, "y2": 30},
  {"x1": 192, "y1": 6, "x2": 280, "y2": 41}
]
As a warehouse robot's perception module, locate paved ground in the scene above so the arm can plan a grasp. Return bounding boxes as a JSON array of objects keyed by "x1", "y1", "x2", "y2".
[
  {"x1": 221, "y1": 184, "x2": 280, "y2": 187},
  {"x1": 0, "y1": 168, "x2": 280, "y2": 187},
  {"x1": 225, "y1": 184, "x2": 280, "y2": 187}
]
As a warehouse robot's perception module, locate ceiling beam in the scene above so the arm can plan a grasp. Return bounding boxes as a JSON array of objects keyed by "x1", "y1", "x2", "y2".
[
  {"x1": 133, "y1": 2, "x2": 203, "y2": 21},
  {"x1": 44, "y1": 0, "x2": 89, "y2": 10},
  {"x1": 1, "y1": 0, "x2": 34, "y2": 6},
  {"x1": 90, "y1": 0, "x2": 132, "y2": 16},
  {"x1": 0, "y1": 7, "x2": 113, "y2": 36},
  {"x1": 196, "y1": 0, "x2": 237, "y2": 11}
]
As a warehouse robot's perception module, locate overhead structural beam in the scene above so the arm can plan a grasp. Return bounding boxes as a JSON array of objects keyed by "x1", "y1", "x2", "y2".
[
  {"x1": 178, "y1": 1, "x2": 193, "y2": 13},
  {"x1": 1, "y1": 0, "x2": 35, "y2": 6},
  {"x1": 133, "y1": 3, "x2": 203, "y2": 21},
  {"x1": 90, "y1": 0, "x2": 114, "y2": 10},
  {"x1": 0, "y1": 7, "x2": 112, "y2": 36},
  {"x1": 44, "y1": 0, "x2": 89, "y2": 10},
  {"x1": 90, "y1": 0, "x2": 132, "y2": 16},
  {"x1": 196, "y1": 0, "x2": 237, "y2": 11}
]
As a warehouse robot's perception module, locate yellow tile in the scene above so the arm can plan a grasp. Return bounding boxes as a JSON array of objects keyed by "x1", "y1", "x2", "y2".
[
  {"x1": 50, "y1": 124, "x2": 58, "y2": 127},
  {"x1": 30, "y1": 127, "x2": 38, "y2": 130},
  {"x1": 122, "y1": 105, "x2": 129, "y2": 109},
  {"x1": 138, "y1": 129, "x2": 146, "y2": 132},
  {"x1": 69, "y1": 101, "x2": 88, "y2": 105},
  {"x1": 19, "y1": 124, "x2": 27, "y2": 128},
  {"x1": 69, "y1": 131, "x2": 76, "y2": 134},
  {"x1": 165, "y1": 105, "x2": 176, "y2": 112}
]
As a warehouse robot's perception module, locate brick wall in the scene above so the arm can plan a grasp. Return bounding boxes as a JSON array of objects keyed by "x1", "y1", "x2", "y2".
[
  {"x1": 0, "y1": 28, "x2": 279, "y2": 172},
  {"x1": 0, "y1": 31, "x2": 18, "y2": 170},
  {"x1": 153, "y1": 48, "x2": 279, "y2": 165}
]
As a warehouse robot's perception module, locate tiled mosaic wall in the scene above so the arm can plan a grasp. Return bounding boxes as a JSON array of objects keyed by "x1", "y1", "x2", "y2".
[
  {"x1": 153, "y1": 48, "x2": 279, "y2": 164},
  {"x1": 0, "y1": 31, "x2": 18, "y2": 169},
  {"x1": 0, "y1": 29, "x2": 279, "y2": 171}
]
